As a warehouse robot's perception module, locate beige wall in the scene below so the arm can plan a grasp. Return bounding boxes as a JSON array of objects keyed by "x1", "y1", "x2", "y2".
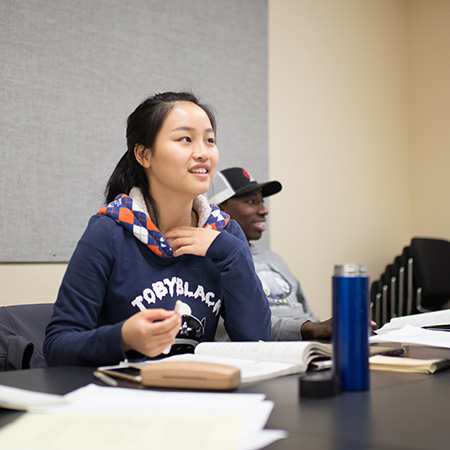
[
  {"x1": 409, "y1": 0, "x2": 450, "y2": 239},
  {"x1": 0, "y1": 264, "x2": 66, "y2": 306},
  {"x1": 268, "y1": 0, "x2": 450, "y2": 320},
  {"x1": 2, "y1": 0, "x2": 450, "y2": 315}
]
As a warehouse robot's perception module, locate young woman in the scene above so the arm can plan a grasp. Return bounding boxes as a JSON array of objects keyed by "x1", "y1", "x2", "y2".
[{"x1": 44, "y1": 92, "x2": 271, "y2": 366}]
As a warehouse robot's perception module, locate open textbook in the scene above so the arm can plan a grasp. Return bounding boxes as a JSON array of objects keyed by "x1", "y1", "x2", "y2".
[{"x1": 130, "y1": 341, "x2": 332, "y2": 384}]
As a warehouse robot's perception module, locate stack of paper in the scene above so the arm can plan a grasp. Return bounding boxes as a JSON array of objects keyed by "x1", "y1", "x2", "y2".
[
  {"x1": 0, "y1": 384, "x2": 287, "y2": 450},
  {"x1": 369, "y1": 311, "x2": 450, "y2": 374},
  {"x1": 371, "y1": 308, "x2": 450, "y2": 352},
  {"x1": 375, "y1": 309, "x2": 450, "y2": 334}
]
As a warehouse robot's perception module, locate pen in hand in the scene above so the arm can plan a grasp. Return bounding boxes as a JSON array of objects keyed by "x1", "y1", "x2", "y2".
[{"x1": 162, "y1": 300, "x2": 182, "y2": 355}]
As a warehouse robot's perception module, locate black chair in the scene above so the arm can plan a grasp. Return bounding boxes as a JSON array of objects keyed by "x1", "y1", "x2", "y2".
[
  {"x1": 409, "y1": 238, "x2": 450, "y2": 312},
  {"x1": 398, "y1": 246, "x2": 414, "y2": 316},
  {"x1": 383, "y1": 264, "x2": 398, "y2": 322},
  {"x1": 0, "y1": 303, "x2": 54, "y2": 371},
  {"x1": 392, "y1": 255, "x2": 406, "y2": 316},
  {"x1": 371, "y1": 271, "x2": 388, "y2": 328},
  {"x1": 370, "y1": 280, "x2": 382, "y2": 325},
  {"x1": 373, "y1": 264, "x2": 398, "y2": 327},
  {"x1": 370, "y1": 237, "x2": 450, "y2": 328}
]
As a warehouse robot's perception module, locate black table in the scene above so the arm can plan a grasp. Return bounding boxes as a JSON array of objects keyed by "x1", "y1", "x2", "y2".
[{"x1": 1, "y1": 366, "x2": 449, "y2": 449}]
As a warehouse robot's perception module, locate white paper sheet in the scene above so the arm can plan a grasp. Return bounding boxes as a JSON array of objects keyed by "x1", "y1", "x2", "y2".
[
  {"x1": 0, "y1": 384, "x2": 67, "y2": 411},
  {"x1": 0, "y1": 412, "x2": 242, "y2": 450},
  {"x1": 370, "y1": 324, "x2": 450, "y2": 348},
  {"x1": 376, "y1": 309, "x2": 450, "y2": 333}
]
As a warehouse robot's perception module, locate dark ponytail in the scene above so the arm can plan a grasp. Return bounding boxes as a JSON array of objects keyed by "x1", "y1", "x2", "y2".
[
  {"x1": 104, "y1": 92, "x2": 216, "y2": 224},
  {"x1": 104, "y1": 149, "x2": 149, "y2": 204}
]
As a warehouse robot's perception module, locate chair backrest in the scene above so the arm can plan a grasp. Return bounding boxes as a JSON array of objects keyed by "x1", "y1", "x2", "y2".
[
  {"x1": 0, "y1": 303, "x2": 54, "y2": 371},
  {"x1": 410, "y1": 237, "x2": 450, "y2": 310}
]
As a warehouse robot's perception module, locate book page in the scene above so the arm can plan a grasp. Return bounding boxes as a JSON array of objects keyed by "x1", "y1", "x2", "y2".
[{"x1": 194, "y1": 341, "x2": 331, "y2": 366}]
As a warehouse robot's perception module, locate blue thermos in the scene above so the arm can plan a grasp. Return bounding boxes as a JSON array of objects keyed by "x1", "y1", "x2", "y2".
[{"x1": 332, "y1": 263, "x2": 370, "y2": 391}]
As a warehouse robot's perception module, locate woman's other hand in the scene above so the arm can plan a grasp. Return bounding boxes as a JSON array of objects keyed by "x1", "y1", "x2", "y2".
[{"x1": 165, "y1": 226, "x2": 219, "y2": 257}]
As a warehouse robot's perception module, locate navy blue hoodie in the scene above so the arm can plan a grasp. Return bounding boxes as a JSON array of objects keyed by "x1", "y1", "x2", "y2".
[{"x1": 44, "y1": 191, "x2": 271, "y2": 366}]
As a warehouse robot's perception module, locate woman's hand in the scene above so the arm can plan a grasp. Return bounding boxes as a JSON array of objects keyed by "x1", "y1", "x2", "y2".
[
  {"x1": 121, "y1": 308, "x2": 182, "y2": 358},
  {"x1": 165, "y1": 226, "x2": 220, "y2": 257}
]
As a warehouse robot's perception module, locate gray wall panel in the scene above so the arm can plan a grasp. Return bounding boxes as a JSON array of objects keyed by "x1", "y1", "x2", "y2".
[{"x1": 0, "y1": 0, "x2": 268, "y2": 261}]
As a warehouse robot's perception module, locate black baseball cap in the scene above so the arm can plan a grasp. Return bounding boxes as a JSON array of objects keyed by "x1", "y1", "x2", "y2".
[{"x1": 207, "y1": 167, "x2": 282, "y2": 205}]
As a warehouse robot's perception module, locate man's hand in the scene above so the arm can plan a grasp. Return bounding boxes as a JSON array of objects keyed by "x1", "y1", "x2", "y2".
[
  {"x1": 301, "y1": 318, "x2": 377, "y2": 340},
  {"x1": 165, "y1": 226, "x2": 220, "y2": 257},
  {"x1": 300, "y1": 318, "x2": 333, "y2": 340}
]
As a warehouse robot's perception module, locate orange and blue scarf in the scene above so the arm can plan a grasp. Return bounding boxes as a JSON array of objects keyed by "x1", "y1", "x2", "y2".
[{"x1": 98, "y1": 194, "x2": 229, "y2": 257}]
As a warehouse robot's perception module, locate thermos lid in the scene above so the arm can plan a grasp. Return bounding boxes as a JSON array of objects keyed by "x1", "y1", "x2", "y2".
[
  {"x1": 334, "y1": 263, "x2": 367, "y2": 277},
  {"x1": 299, "y1": 372, "x2": 342, "y2": 399}
]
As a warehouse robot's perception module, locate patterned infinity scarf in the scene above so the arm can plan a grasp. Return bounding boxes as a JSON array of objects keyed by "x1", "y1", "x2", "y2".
[{"x1": 98, "y1": 194, "x2": 230, "y2": 257}]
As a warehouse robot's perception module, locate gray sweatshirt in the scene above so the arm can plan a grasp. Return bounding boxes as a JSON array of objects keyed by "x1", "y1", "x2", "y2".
[
  {"x1": 251, "y1": 246, "x2": 319, "y2": 340},
  {"x1": 215, "y1": 245, "x2": 319, "y2": 341}
]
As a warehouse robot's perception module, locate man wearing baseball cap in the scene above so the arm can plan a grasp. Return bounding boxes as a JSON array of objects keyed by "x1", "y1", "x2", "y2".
[{"x1": 207, "y1": 167, "x2": 332, "y2": 341}]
